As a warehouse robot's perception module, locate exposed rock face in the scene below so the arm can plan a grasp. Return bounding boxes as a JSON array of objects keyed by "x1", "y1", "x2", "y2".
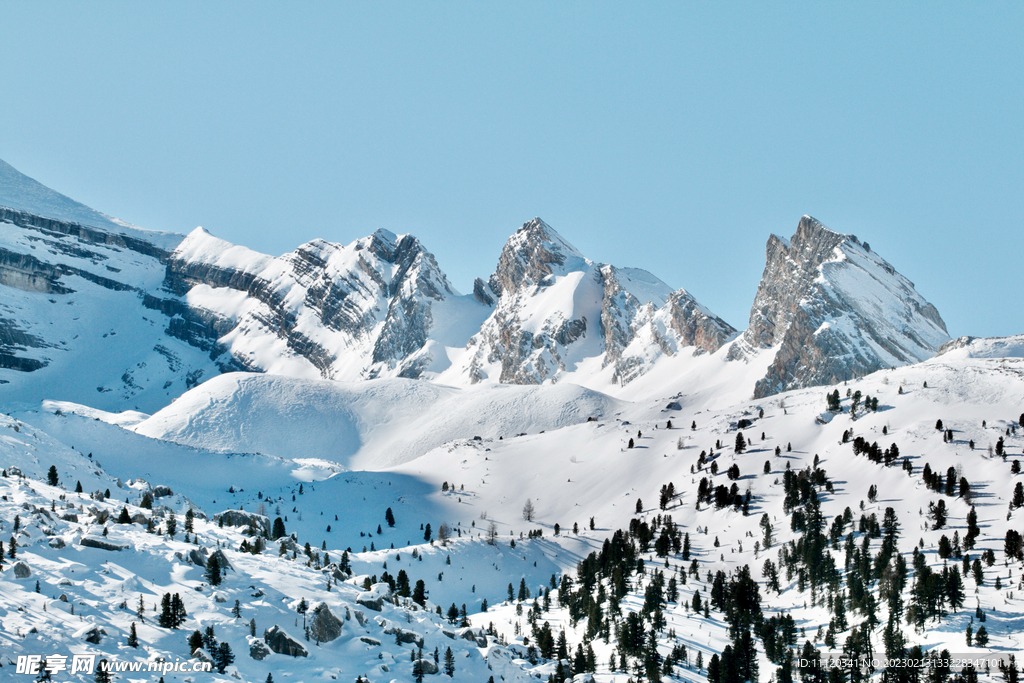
[
  {"x1": 308, "y1": 603, "x2": 343, "y2": 643},
  {"x1": 735, "y1": 216, "x2": 949, "y2": 397},
  {"x1": 264, "y1": 625, "x2": 308, "y2": 657},
  {"x1": 80, "y1": 535, "x2": 129, "y2": 551},
  {"x1": 13, "y1": 561, "x2": 31, "y2": 578},
  {"x1": 459, "y1": 218, "x2": 731, "y2": 386},
  {"x1": 161, "y1": 227, "x2": 490, "y2": 381},
  {"x1": 0, "y1": 196, "x2": 233, "y2": 412}
]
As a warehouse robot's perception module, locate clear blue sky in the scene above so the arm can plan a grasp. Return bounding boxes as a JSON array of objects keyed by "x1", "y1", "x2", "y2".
[{"x1": 0, "y1": 3, "x2": 1020, "y2": 337}]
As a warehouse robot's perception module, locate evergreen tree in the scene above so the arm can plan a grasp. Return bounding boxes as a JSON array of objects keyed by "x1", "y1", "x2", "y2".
[
  {"x1": 735, "y1": 432, "x2": 747, "y2": 454},
  {"x1": 206, "y1": 553, "x2": 222, "y2": 586},
  {"x1": 166, "y1": 512, "x2": 177, "y2": 539},
  {"x1": 75, "y1": 481, "x2": 83, "y2": 493},
  {"x1": 385, "y1": 507, "x2": 396, "y2": 527},
  {"x1": 214, "y1": 642, "x2": 234, "y2": 673},
  {"x1": 444, "y1": 646, "x2": 455, "y2": 676},
  {"x1": 184, "y1": 508, "x2": 195, "y2": 533},
  {"x1": 118, "y1": 507, "x2": 131, "y2": 524},
  {"x1": 127, "y1": 622, "x2": 139, "y2": 648},
  {"x1": 413, "y1": 579, "x2": 427, "y2": 607},
  {"x1": 272, "y1": 517, "x2": 286, "y2": 540},
  {"x1": 47, "y1": 465, "x2": 59, "y2": 486}
]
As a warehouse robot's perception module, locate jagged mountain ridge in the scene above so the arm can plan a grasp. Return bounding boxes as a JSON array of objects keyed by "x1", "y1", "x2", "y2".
[
  {"x1": 159, "y1": 226, "x2": 492, "y2": 381},
  {"x1": 1, "y1": 158, "x2": 951, "y2": 404}
]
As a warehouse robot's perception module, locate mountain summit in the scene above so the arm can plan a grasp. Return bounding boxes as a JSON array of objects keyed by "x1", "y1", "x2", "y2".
[
  {"x1": 732, "y1": 215, "x2": 949, "y2": 397},
  {"x1": 451, "y1": 218, "x2": 733, "y2": 387}
]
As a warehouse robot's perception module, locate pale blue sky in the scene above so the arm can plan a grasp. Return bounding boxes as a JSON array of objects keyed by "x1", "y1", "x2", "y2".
[{"x1": 0, "y1": 3, "x2": 1020, "y2": 337}]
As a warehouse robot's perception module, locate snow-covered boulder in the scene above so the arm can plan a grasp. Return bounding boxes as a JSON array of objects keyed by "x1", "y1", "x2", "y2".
[
  {"x1": 355, "y1": 582, "x2": 391, "y2": 611},
  {"x1": 414, "y1": 659, "x2": 439, "y2": 675},
  {"x1": 208, "y1": 548, "x2": 233, "y2": 571},
  {"x1": 459, "y1": 626, "x2": 487, "y2": 647},
  {"x1": 13, "y1": 561, "x2": 31, "y2": 578},
  {"x1": 308, "y1": 603, "x2": 343, "y2": 643},
  {"x1": 264, "y1": 625, "x2": 308, "y2": 658},
  {"x1": 213, "y1": 509, "x2": 270, "y2": 536},
  {"x1": 83, "y1": 626, "x2": 106, "y2": 644},
  {"x1": 48, "y1": 537, "x2": 66, "y2": 549},
  {"x1": 247, "y1": 638, "x2": 271, "y2": 661}
]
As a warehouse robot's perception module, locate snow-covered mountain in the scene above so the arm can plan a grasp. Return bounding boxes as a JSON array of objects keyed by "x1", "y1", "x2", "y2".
[
  {"x1": 447, "y1": 218, "x2": 736, "y2": 387},
  {"x1": 159, "y1": 226, "x2": 492, "y2": 381},
  {"x1": 730, "y1": 215, "x2": 949, "y2": 398}
]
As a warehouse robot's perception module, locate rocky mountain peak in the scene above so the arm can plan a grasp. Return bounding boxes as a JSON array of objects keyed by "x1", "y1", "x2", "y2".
[
  {"x1": 737, "y1": 215, "x2": 949, "y2": 397},
  {"x1": 488, "y1": 218, "x2": 585, "y2": 296}
]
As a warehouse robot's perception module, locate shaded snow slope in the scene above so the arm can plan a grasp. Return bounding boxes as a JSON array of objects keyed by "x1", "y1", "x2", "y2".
[{"x1": 129, "y1": 372, "x2": 623, "y2": 469}]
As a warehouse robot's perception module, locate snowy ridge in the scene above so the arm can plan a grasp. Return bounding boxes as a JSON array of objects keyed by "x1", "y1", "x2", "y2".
[{"x1": 0, "y1": 157, "x2": 182, "y2": 252}]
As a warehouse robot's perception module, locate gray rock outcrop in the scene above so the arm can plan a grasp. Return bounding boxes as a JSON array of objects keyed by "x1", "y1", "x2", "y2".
[
  {"x1": 264, "y1": 625, "x2": 308, "y2": 657},
  {"x1": 308, "y1": 603, "x2": 343, "y2": 643}
]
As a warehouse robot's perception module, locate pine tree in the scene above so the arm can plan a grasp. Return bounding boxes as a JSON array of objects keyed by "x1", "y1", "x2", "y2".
[
  {"x1": 214, "y1": 642, "x2": 234, "y2": 673},
  {"x1": 127, "y1": 621, "x2": 139, "y2": 647},
  {"x1": 385, "y1": 507, "x2": 396, "y2": 527},
  {"x1": 166, "y1": 512, "x2": 177, "y2": 539},
  {"x1": 272, "y1": 517, "x2": 286, "y2": 539},
  {"x1": 444, "y1": 647, "x2": 456, "y2": 676},
  {"x1": 184, "y1": 508, "x2": 195, "y2": 533},
  {"x1": 47, "y1": 465, "x2": 59, "y2": 486},
  {"x1": 734, "y1": 432, "x2": 746, "y2": 453},
  {"x1": 75, "y1": 480, "x2": 83, "y2": 493},
  {"x1": 413, "y1": 580, "x2": 427, "y2": 607},
  {"x1": 94, "y1": 660, "x2": 112, "y2": 683},
  {"x1": 118, "y1": 507, "x2": 131, "y2": 524},
  {"x1": 206, "y1": 553, "x2": 222, "y2": 586},
  {"x1": 188, "y1": 630, "x2": 204, "y2": 654}
]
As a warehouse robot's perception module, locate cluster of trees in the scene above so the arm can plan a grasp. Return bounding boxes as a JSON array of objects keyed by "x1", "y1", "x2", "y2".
[{"x1": 920, "y1": 463, "x2": 971, "y2": 500}]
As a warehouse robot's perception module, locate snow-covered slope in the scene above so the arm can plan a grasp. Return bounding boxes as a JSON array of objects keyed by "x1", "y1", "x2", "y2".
[
  {"x1": 732, "y1": 215, "x2": 949, "y2": 398},
  {"x1": 128, "y1": 372, "x2": 622, "y2": 469},
  {"x1": 0, "y1": 157, "x2": 181, "y2": 251}
]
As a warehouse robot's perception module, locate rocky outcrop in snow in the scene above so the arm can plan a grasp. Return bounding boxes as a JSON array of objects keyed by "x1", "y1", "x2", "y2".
[{"x1": 734, "y1": 215, "x2": 949, "y2": 397}]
